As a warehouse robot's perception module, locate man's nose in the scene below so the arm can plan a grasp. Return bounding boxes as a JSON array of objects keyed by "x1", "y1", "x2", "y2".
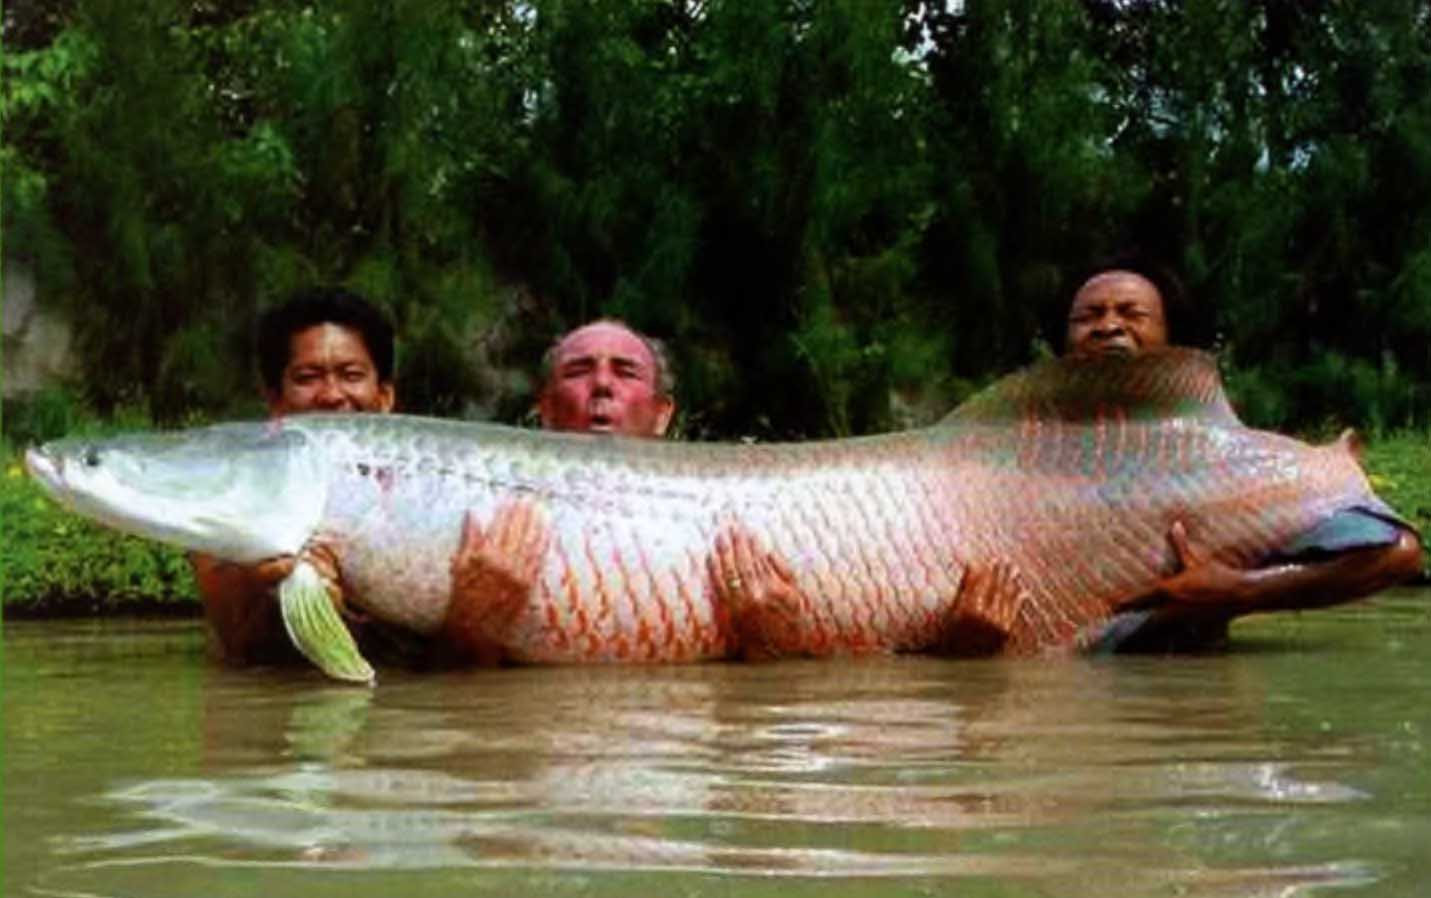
[
  {"x1": 591, "y1": 363, "x2": 615, "y2": 392},
  {"x1": 314, "y1": 375, "x2": 346, "y2": 406},
  {"x1": 1091, "y1": 314, "x2": 1125, "y2": 336}
]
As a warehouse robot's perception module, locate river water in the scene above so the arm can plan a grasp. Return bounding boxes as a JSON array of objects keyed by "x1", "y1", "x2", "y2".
[{"x1": 4, "y1": 589, "x2": 1430, "y2": 898}]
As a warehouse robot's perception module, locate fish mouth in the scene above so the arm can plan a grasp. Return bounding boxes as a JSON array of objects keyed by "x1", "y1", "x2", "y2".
[
  {"x1": 24, "y1": 447, "x2": 61, "y2": 493},
  {"x1": 24, "y1": 449, "x2": 57, "y2": 483}
]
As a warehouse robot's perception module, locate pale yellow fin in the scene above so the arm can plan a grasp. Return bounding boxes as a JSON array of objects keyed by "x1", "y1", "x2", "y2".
[{"x1": 279, "y1": 560, "x2": 376, "y2": 686}]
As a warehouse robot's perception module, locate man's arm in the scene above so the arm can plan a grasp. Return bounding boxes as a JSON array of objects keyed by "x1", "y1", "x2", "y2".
[
  {"x1": 1150, "y1": 521, "x2": 1424, "y2": 614},
  {"x1": 192, "y1": 553, "x2": 297, "y2": 664},
  {"x1": 192, "y1": 543, "x2": 349, "y2": 665}
]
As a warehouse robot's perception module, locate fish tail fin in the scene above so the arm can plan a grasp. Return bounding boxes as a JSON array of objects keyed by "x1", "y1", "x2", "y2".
[
  {"x1": 1334, "y1": 428, "x2": 1365, "y2": 464},
  {"x1": 279, "y1": 560, "x2": 376, "y2": 686}
]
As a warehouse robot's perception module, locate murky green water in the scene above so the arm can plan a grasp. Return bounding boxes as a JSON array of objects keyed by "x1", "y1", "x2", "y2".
[{"x1": 5, "y1": 590, "x2": 1430, "y2": 897}]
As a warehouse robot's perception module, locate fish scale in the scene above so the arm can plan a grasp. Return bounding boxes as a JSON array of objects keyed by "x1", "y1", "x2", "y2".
[
  {"x1": 25, "y1": 350, "x2": 1409, "y2": 678},
  {"x1": 323, "y1": 403, "x2": 1322, "y2": 660},
  {"x1": 302, "y1": 417, "x2": 970, "y2": 662}
]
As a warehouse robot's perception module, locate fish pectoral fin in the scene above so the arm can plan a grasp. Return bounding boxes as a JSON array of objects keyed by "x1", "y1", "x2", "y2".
[{"x1": 279, "y1": 560, "x2": 376, "y2": 686}]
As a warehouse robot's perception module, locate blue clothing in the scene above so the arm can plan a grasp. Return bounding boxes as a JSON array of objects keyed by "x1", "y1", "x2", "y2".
[{"x1": 1081, "y1": 504, "x2": 1415, "y2": 654}]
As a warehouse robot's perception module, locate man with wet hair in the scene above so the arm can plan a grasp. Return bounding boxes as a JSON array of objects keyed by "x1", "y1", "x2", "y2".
[
  {"x1": 196, "y1": 287, "x2": 396, "y2": 664},
  {"x1": 255, "y1": 287, "x2": 397, "y2": 416},
  {"x1": 1057, "y1": 254, "x2": 1422, "y2": 650},
  {"x1": 1060, "y1": 252, "x2": 1205, "y2": 358}
]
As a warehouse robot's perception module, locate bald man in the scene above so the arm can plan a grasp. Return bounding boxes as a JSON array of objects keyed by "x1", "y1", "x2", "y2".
[
  {"x1": 1061, "y1": 263, "x2": 1422, "y2": 651},
  {"x1": 1065, "y1": 269, "x2": 1170, "y2": 358},
  {"x1": 441, "y1": 320, "x2": 677, "y2": 662}
]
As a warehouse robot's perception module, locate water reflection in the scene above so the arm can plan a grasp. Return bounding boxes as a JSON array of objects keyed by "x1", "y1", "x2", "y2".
[
  {"x1": 9, "y1": 598, "x2": 1431, "y2": 896},
  {"x1": 23, "y1": 645, "x2": 1390, "y2": 896}
]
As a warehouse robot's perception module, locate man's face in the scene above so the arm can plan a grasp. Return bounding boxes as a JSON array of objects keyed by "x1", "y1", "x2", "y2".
[
  {"x1": 267, "y1": 323, "x2": 395, "y2": 416},
  {"x1": 1066, "y1": 271, "x2": 1169, "y2": 358},
  {"x1": 538, "y1": 322, "x2": 673, "y2": 437}
]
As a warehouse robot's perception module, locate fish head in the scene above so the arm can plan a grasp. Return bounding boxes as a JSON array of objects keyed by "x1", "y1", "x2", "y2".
[{"x1": 25, "y1": 421, "x2": 328, "y2": 563}]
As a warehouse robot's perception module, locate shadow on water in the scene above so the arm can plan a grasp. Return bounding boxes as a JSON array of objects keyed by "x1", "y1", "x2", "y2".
[{"x1": 5, "y1": 589, "x2": 1431, "y2": 897}]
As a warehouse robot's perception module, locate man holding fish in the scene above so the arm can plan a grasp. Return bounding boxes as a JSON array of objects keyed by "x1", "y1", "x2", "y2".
[
  {"x1": 195, "y1": 298, "x2": 685, "y2": 666},
  {"x1": 192, "y1": 287, "x2": 397, "y2": 664},
  {"x1": 442, "y1": 319, "x2": 681, "y2": 662},
  {"x1": 694, "y1": 259, "x2": 1423, "y2": 655},
  {"x1": 73, "y1": 276, "x2": 1419, "y2": 674},
  {"x1": 1062, "y1": 260, "x2": 1422, "y2": 650}
]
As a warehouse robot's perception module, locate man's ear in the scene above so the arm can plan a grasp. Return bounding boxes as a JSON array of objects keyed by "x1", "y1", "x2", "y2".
[
  {"x1": 536, "y1": 388, "x2": 555, "y2": 429},
  {"x1": 653, "y1": 396, "x2": 675, "y2": 437},
  {"x1": 263, "y1": 388, "x2": 286, "y2": 418},
  {"x1": 377, "y1": 382, "x2": 396, "y2": 413}
]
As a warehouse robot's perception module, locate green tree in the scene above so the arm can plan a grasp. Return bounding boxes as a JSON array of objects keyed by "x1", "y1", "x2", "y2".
[{"x1": 4, "y1": 0, "x2": 1430, "y2": 436}]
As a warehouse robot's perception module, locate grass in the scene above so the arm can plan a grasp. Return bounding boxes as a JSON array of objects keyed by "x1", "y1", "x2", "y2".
[
  {"x1": 2, "y1": 429, "x2": 1428, "y2": 617},
  {"x1": 1362, "y1": 432, "x2": 1431, "y2": 543}
]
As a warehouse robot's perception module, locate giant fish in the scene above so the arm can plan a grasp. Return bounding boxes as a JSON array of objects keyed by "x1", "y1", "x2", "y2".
[{"x1": 24, "y1": 349, "x2": 1418, "y2": 682}]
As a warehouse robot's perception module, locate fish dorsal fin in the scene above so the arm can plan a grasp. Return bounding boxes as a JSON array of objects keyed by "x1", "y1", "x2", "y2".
[{"x1": 941, "y1": 347, "x2": 1242, "y2": 426}]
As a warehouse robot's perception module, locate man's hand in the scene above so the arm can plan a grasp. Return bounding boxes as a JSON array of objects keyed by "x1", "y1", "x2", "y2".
[
  {"x1": 941, "y1": 560, "x2": 1030, "y2": 656},
  {"x1": 709, "y1": 525, "x2": 822, "y2": 659},
  {"x1": 193, "y1": 540, "x2": 348, "y2": 664},
  {"x1": 223, "y1": 554, "x2": 297, "y2": 593},
  {"x1": 444, "y1": 500, "x2": 550, "y2": 658},
  {"x1": 1149, "y1": 518, "x2": 1423, "y2": 615},
  {"x1": 299, "y1": 538, "x2": 358, "y2": 620},
  {"x1": 196, "y1": 540, "x2": 346, "y2": 607},
  {"x1": 1153, "y1": 520, "x2": 1251, "y2": 606}
]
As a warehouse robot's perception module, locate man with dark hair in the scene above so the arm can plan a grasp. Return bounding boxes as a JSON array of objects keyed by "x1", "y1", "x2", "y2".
[
  {"x1": 710, "y1": 257, "x2": 1421, "y2": 657},
  {"x1": 1061, "y1": 252, "x2": 1204, "y2": 358},
  {"x1": 255, "y1": 286, "x2": 396, "y2": 416},
  {"x1": 196, "y1": 287, "x2": 395, "y2": 664},
  {"x1": 1056, "y1": 255, "x2": 1422, "y2": 651}
]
